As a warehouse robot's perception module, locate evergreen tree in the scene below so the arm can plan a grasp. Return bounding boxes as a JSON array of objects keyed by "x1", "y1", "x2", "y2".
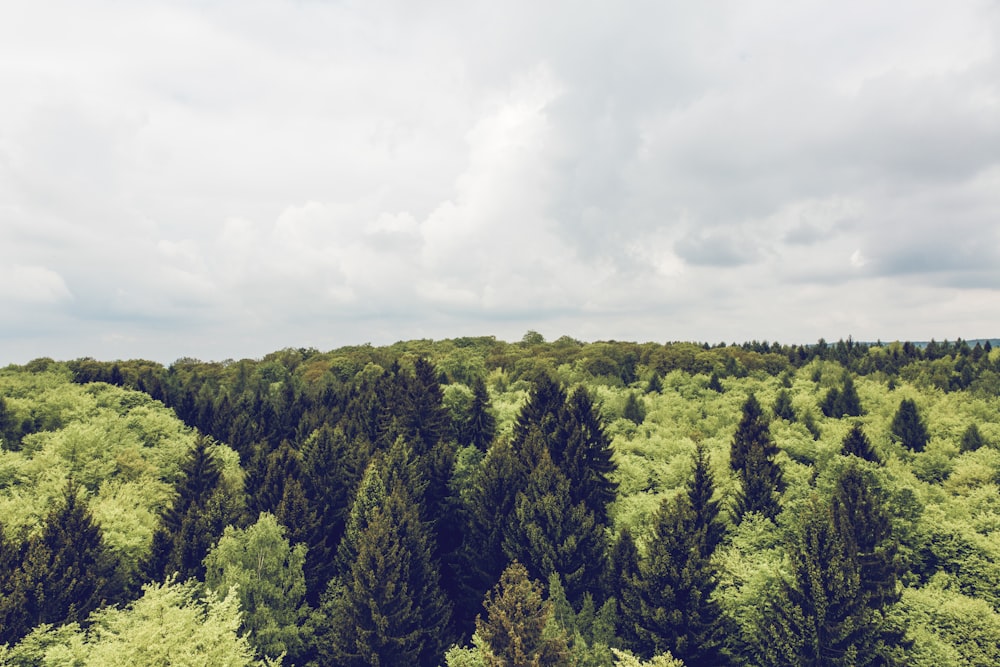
[
  {"x1": 147, "y1": 435, "x2": 234, "y2": 582},
  {"x1": 558, "y1": 387, "x2": 618, "y2": 525},
  {"x1": 511, "y1": 374, "x2": 567, "y2": 455},
  {"x1": 400, "y1": 357, "x2": 450, "y2": 455},
  {"x1": 0, "y1": 481, "x2": 118, "y2": 645},
  {"x1": 842, "y1": 423, "x2": 879, "y2": 463},
  {"x1": 475, "y1": 561, "x2": 572, "y2": 667},
  {"x1": 773, "y1": 389, "x2": 796, "y2": 422},
  {"x1": 623, "y1": 392, "x2": 646, "y2": 425},
  {"x1": 960, "y1": 423, "x2": 985, "y2": 453},
  {"x1": 645, "y1": 372, "x2": 663, "y2": 394},
  {"x1": 763, "y1": 495, "x2": 864, "y2": 667},
  {"x1": 707, "y1": 372, "x2": 724, "y2": 393},
  {"x1": 621, "y1": 493, "x2": 724, "y2": 666},
  {"x1": 325, "y1": 477, "x2": 451, "y2": 667},
  {"x1": 731, "y1": 394, "x2": 784, "y2": 522},
  {"x1": 838, "y1": 374, "x2": 864, "y2": 417},
  {"x1": 687, "y1": 443, "x2": 725, "y2": 559},
  {"x1": 467, "y1": 376, "x2": 497, "y2": 452},
  {"x1": 301, "y1": 425, "x2": 369, "y2": 602},
  {"x1": 503, "y1": 446, "x2": 607, "y2": 607},
  {"x1": 890, "y1": 398, "x2": 929, "y2": 451}
]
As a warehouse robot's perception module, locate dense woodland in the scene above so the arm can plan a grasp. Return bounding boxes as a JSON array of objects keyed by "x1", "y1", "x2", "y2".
[{"x1": 2, "y1": 334, "x2": 1000, "y2": 666}]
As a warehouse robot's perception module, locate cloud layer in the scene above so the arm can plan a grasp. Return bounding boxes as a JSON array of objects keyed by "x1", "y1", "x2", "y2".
[{"x1": 2, "y1": 1, "x2": 999, "y2": 362}]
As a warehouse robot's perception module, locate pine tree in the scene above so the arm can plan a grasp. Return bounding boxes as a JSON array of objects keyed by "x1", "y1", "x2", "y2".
[
  {"x1": 475, "y1": 561, "x2": 572, "y2": 667},
  {"x1": 558, "y1": 387, "x2": 618, "y2": 525},
  {"x1": 773, "y1": 390, "x2": 796, "y2": 422},
  {"x1": 325, "y1": 478, "x2": 451, "y2": 667},
  {"x1": 512, "y1": 374, "x2": 568, "y2": 455},
  {"x1": 620, "y1": 493, "x2": 724, "y2": 666},
  {"x1": 731, "y1": 394, "x2": 784, "y2": 523},
  {"x1": 687, "y1": 443, "x2": 725, "y2": 559},
  {"x1": 645, "y1": 372, "x2": 663, "y2": 394},
  {"x1": 841, "y1": 423, "x2": 879, "y2": 463},
  {"x1": 301, "y1": 425, "x2": 370, "y2": 602},
  {"x1": 890, "y1": 398, "x2": 929, "y2": 451},
  {"x1": 764, "y1": 495, "x2": 864, "y2": 667},
  {"x1": 0, "y1": 481, "x2": 118, "y2": 645},
  {"x1": 623, "y1": 392, "x2": 646, "y2": 425},
  {"x1": 960, "y1": 423, "x2": 985, "y2": 453},
  {"x1": 503, "y1": 446, "x2": 607, "y2": 607},
  {"x1": 467, "y1": 376, "x2": 497, "y2": 452},
  {"x1": 147, "y1": 435, "x2": 234, "y2": 582},
  {"x1": 707, "y1": 372, "x2": 724, "y2": 393},
  {"x1": 838, "y1": 374, "x2": 864, "y2": 417}
]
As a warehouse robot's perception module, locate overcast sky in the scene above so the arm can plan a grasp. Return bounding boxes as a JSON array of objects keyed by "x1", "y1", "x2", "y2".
[{"x1": 2, "y1": 1, "x2": 999, "y2": 364}]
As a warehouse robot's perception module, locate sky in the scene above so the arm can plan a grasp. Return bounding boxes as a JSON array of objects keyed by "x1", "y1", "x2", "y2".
[{"x1": 2, "y1": 0, "x2": 999, "y2": 364}]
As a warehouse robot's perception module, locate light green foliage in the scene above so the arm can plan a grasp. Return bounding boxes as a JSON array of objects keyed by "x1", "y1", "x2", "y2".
[
  {"x1": 1, "y1": 578, "x2": 273, "y2": 667},
  {"x1": 610, "y1": 648, "x2": 684, "y2": 667},
  {"x1": 0, "y1": 368, "x2": 212, "y2": 579},
  {"x1": 204, "y1": 512, "x2": 309, "y2": 661},
  {"x1": 901, "y1": 575, "x2": 1000, "y2": 667}
]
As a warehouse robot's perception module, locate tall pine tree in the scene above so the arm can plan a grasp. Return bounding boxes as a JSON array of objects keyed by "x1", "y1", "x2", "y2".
[{"x1": 731, "y1": 394, "x2": 784, "y2": 523}]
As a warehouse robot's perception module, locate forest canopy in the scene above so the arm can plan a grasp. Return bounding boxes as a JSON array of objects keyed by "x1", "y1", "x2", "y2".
[{"x1": 2, "y1": 335, "x2": 1000, "y2": 665}]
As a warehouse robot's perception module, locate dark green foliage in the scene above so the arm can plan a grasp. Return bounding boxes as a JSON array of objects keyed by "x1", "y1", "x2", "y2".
[
  {"x1": 841, "y1": 423, "x2": 879, "y2": 463},
  {"x1": 821, "y1": 374, "x2": 864, "y2": 418},
  {"x1": 558, "y1": 387, "x2": 618, "y2": 525},
  {"x1": 0, "y1": 482, "x2": 118, "y2": 645},
  {"x1": 475, "y1": 561, "x2": 572, "y2": 667},
  {"x1": 890, "y1": 398, "x2": 929, "y2": 451},
  {"x1": 146, "y1": 435, "x2": 234, "y2": 582},
  {"x1": 623, "y1": 392, "x2": 646, "y2": 425},
  {"x1": 687, "y1": 443, "x2": 725, "y2": 559},
  {"x1": 0, "y1": 395, "x2": 22, "y2": 450},
  {"x1": 502, "y1": 446, "x2": 607, "y2": 607},
  {"x1": 512, "y1": 374, "x2": 567, "y2": 455},
  {"x1": 763, "y1": 495, "x2": 865, "y2": 666},
  {"x1": 324, "y1": 474, "x2": 451, "y2": 667},
  {"x1": 707, "y1": 372, "x2": 724, "y2": 393},
  {"x1": 731, "y1": 394, "x2": 784, "y2": 522},
  {"x1": 620, "y1": 492, "x2": 724, "y2": 666},
  {"x1": 773, "y1": 389, "x2": 796, "y2": 422},
  {"x1": 960, "y1": 423, "x2": 985, "y2": 452},
  {"x1": 301, "y1": 425, "x2": 370, "y2": 602},
  {"x1": 645, "y1": 372, "x2": 663, "y2": 394},
  {"x1": 466, "y1": 376, "x2": 497, "y2": 451}
]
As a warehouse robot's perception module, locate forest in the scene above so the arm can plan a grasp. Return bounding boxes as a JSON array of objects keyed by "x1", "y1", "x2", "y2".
[{"x1": 1, "y1": 334, "x2": 1000, "y2": 666}]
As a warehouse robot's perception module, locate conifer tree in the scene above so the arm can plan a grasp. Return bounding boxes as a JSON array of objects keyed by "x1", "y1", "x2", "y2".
[
  {"x1": 325, "y1": 475, "x2": 451, "y2": 667},
  {"x1": 960, "y1": 423, "x2": 985, "y2": 452},
  {"x1": 890, "y1": 398, "x2": 929, "y2": 451},
  {"x1": 558, "y1": 387, "x2": 618, "y2": 525},
  {"x1": 773, "y1": 389, "x2": 796, "y2": 422},
  {"x1": 687, "y1": 442, "x2": 725, "y2": 559},
  {"x1": 503, "y1": 446, "x2": 607, "y2": 607},
  {"x1": 646, "y1": 372, "x2": 663, "y2": 394},
  {"x1": 467, "y1": 376, "x2": 497, "y2": 451},
  {"x1": 731, "y1": 394, "x2": 784, "y2": 522},
  {"x1": 475, "y1": 561, "x2": 572, "y2": 667},
  {"x1": 512, "y1": 374, "x2": 568, "y2": 455},
  {"x1": 763, "y1": 495, "x2": 864, "y2": 667},
  {"x1": 707, "y1": 372, "x2": 724, "y2": 393},
  {"x1": 301, "y1": 425, "x2": 369, "y2": 602},
  {"x1": 620, "y1": 492, "x2": 724, "y2": 666},
  {"x1": 0, "y1": 481, "x2": 118, "y2": 645},
  {"x1": 623, "y1": 392, "x2": 646, "y2": 425},
  {"x1": 146, "y1": 435, "x2": 234, "y2": 582},
  {"x1": 841, "y1": 423, "x2": 880, "y2": 463}
]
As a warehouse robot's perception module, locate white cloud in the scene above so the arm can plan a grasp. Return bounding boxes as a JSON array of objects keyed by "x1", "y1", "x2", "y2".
[{"x1": 0, "y1": 265, "x2": 73, "y2": 304}]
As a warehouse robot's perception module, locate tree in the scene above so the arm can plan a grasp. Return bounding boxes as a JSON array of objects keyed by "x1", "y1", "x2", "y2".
[
  {"x1": 557, "y1": 387, "x2": 618, "y2": 525},
  {"x1": 146, "y1": 435, "x2": 235, "y2": 582},
  {"x1": 467, "y1": 376, "x2": 497, "y2": 452},
  {"x1": 623, "y1": 393, "x2": 646, "y2": 425},
  {"x1": 841, "y1": 423, "x2": 879, "y2": 463},
  {"x1": 730, "y1": 394, "x2": 784, "y2": 523},
  {"x1": 821, "y1": 374, "x2": 864, "y2": 418},
  {"x1": 503, "y1": 446, "x2": 607, "y2": 607},
  {"x1": 620, "y1": 492, "x2": 724, "y2": 666},
  {"x1": 960, "y1": 423, "x2": 985, "y2": 453},
  {"x1": 687, "y1": 442, "x2": 725, "y2": 559},
  {"x1": 890, "y1": 398, "x2": 929, "y2": 452},
  {"x1": 707, "y1": 372, "x2": 724, "y2": 393},
  {"x1": 324, "y1": 467, "x2": 451, "y2": 667},
  {"x1": 204, "y1": 513, "x2": 309, "y2": 662},
  {"x1": 763, "y1": 495, "x2": 865, "y2": 666},
  {"x1": 0, "y1": 481, "x2": 119, "y2": 645},
  {"x1": 474, "y1": 561, "x2": 572, "y2": 667},
  {"x1": 773, "y1": 389, "x2": 796, "y2": 422}
]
